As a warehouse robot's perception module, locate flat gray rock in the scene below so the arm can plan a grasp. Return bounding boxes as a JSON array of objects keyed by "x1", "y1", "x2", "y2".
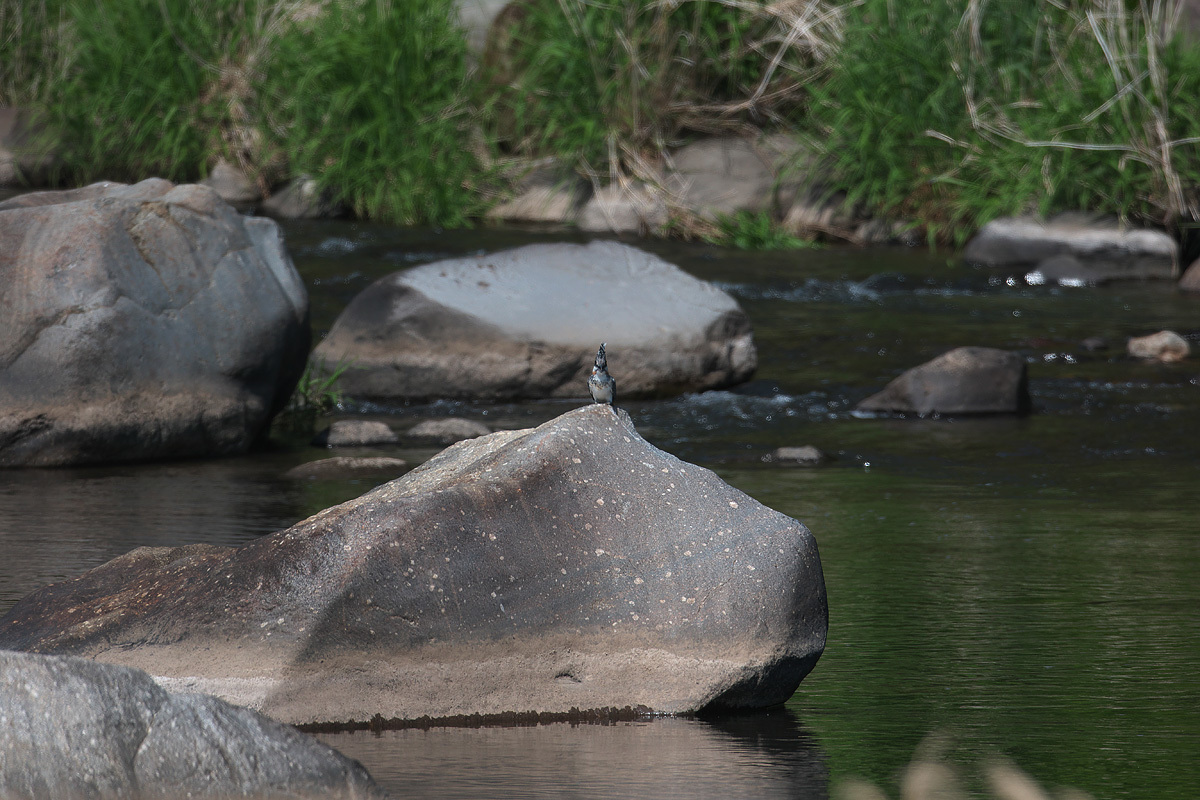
[
  {"x1": 771, "y1": 446, "x2": 829, "y2": 466},
  {"x1": 964, "y1": 215, "x2": 1177, "y2": 280},
  {"x1": 0, "y1": 405, "x2": 826, "y2": 725},
  {"x1": 0, "y1": 650, "x2": 386, "y2": 800},
  {"x1": 0, "y1": 179, "x2": 310, "y2": 467},
  {"x1": 857, "y1": 347, "x2": 1030, "y2": 416},
  {"x1": 313, "y1": 241, "x2": 756, "y2": 400}
]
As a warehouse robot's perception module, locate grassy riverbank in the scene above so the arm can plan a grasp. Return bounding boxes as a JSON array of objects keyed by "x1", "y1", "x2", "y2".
[{"x1": 4, "y1": 0, "x2": 1199, "y2": 242}]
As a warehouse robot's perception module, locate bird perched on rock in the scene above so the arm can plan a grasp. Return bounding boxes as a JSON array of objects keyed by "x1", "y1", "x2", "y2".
[{"x1": 588, "y1": 342, "x2": 616, "y2": 405}]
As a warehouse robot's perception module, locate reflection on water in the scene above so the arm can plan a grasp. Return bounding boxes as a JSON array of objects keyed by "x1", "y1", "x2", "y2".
[
  {"x1": 315, "y1": 712, "x2": 827, "y2": 800},
  {"x1": 2, "y1": 224, "x2": 1198, "y2": 799}
]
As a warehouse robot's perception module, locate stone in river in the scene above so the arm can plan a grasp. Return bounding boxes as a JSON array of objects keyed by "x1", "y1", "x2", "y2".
[
  {"x1": 1127, "y1": 330, "x2": 1190, "y2": 363},
  {"x1": 404, "y1": 417, "x2": 492, "y2": 445},
  {"x1": 312, "y1": 420, "x2": 400, "y2": 447},
  {"x1": 964, "y1": 214, "x2": 1176, "y2": 280},
  {"x1": 311, "y1": 240, "x2": 757, "y2": 401},
  {"x1": 0, "y1": 650, "x2": 386, "y2": 800},
  {"x1": 857, "y1": 346, "x2": 1030, "y2": 416},
  {"x1": 0, "y1": 405, "x2": 827, "y2": 725},
  {"x1": 0, "y1": 179, "x2": 310, "y2": 467}
]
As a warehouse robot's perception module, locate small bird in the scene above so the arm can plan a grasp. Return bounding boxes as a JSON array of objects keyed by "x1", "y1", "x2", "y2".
[{"x1": 588, "y1": 342, "x2": 616, "y2": 405}]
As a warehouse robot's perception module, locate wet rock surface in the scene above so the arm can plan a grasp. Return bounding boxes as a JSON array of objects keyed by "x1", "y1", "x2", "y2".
[
  {"x1": 0, "y1": 649, "x2": 387, "y2": 800},
  {"x1": 312, "y1": 240, "x2": 757, "y2": 401},
  {"x1": 0, "y1": 179, "x2": 310, "y2": 467},
  {"x1": 857, "y1": 346, "x2": 1030, "y2": 416},
  {"x1": 284, "y1": 456, "x2": 409, "y2": 480},
  {"x1": 0, "y1": 405, "x2": 826, "y2": 726},
  {"x1": 964, "y1": 215, "x2": 1177, "y2": 280}
]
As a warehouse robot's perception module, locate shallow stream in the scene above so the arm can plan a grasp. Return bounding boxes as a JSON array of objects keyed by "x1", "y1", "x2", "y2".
[{"x1": 2, "y1": 222, "x2": 1197, "y2": 799}]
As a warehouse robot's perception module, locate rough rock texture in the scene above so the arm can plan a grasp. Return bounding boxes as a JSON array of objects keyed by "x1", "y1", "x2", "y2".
[
  {"x1": 857, "y1": 347, "x2": 1030, "y2": 416},
  {"x1": 0, "y1": 405, "x2": 827, "y2": 725},
  {"x1": 284, "y1": 456, "x2": 408, "y2": 480},
  {"x1": 0, "y1": 650, "x2": 386, "y2": 800},
  {"x1": 0, "y1": 179, "x2": 310, "y2": 467},
  {"x1": 313, "y1": 420, "x2": 400, "y2": 447},
  {"x1": 1127, "y1": 330, "x2": 1190, "y2": 362},
  {"x1": 313, "y1": 240, "x2": 757, "y2": 401},
  {"x1": 405, "y1": 417, "x2": 492, "y2": 445},
  {"x1": 963, "y1": 215, "x2": 1177, "y2": 280}
]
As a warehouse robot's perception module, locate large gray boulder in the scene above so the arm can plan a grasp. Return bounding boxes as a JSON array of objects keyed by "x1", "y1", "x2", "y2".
[
  {"x1": 0, "y1": 650, "x2": 386, "y2": 800},
  {"x1": 0, "y1": 179, "x2": 310, "y2": 467},
  {"x1": 313, "y1": 241, "x2": 756, "y2": 401},
  {"x1": 964, "y1": 215, "x2": 1177, "y2": 280},
  {"x1": 857, "y1": 346, "x2": 1030, "y2": 416},
  {"x1": 0, "y1": 405, "x2": 826, "y2": 725}
]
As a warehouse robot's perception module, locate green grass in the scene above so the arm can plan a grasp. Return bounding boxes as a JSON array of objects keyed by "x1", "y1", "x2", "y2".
[
  {"x1": 806, "y1": 0, "x2": 1200, "y2": 242},
  {"x1": 704, "y1": 210, "x2": 818, "y2": 250},
  {"x1": 260, "y1": 0, "x2": 491, "y2": 226}
]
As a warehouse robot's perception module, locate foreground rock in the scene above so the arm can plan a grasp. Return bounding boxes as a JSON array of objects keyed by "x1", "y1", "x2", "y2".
[
  {"x1": 313, "y1": 241, "x2": 757, "y2": 401},
  {"x1": 964, "y1": 215, "x2": 1177, "y2": 280},
  {"x1": 1127, "y1": 330, "x2": 1190, "y2": 362},
  {"x1": 0, "y1": 179, "x2": 310, "y2": 467},
  {"x1": 857, "y1": 347, "x2": 1030, "y2": 416},
  {"x1": 0, "y1": 405, "x2": 826, "y2": 725},
  {"x1": 0, "y1": 650, "x2": 386, "y2": 800}
]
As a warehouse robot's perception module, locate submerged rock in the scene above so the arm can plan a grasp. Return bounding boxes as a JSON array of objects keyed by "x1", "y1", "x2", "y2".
[
  {"x1": 770, "y1": 446, "x2": 829, "y2": 466},
  {"x1": 857, "y1": 347, "x2": 1030, "y2": 416},
  {"x1": 1127, "y1": 330, "x2": 1190, "y2": 363},
  {"x1": 0, "y1": 405, "x2": 826, "y2": 725},
  {"x1": 312, "y1": 240, "x2": 756, "y2": 401},
  {"x1": 284, "y1": 456, "x2": 408, "y2": 480},
  {"x1": 0, "y1": 179, "x2": 310, "y2": 467},
  {"x1": 404, "y1": 417, "x2": 492, "y2": 445},
  {"x1": 0, "y1": 650, "x2": 386, "y2": 800},
  {"x1": 313, "y1": 420, "x2": 400, "y2": 447},
  {"x1": 964, "y1": 215, "x2": 1177, "y2": 280}
]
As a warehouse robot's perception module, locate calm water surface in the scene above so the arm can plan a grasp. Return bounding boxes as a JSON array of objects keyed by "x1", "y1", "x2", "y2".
[{"x1": 2, "y1": 222, "x2": 1197, "y2": 799}]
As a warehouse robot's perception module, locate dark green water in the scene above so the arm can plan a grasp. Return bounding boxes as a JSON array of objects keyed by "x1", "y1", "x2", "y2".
[{"x1": 2, "y1": 221, "x2": 1197, "y2": 799}]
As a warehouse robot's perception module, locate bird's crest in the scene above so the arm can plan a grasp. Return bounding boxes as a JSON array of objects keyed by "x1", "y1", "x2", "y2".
[{"x1": 594, "y1": 342, "x2": 608, "y2": 370}]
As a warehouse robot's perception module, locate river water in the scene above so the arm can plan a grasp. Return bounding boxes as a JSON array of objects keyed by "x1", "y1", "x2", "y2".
[{"x1": 2, "y1": 221, "x2": 1197, "y2": 799}]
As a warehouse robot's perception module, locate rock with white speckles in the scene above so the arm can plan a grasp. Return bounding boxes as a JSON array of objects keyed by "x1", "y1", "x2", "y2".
[
  {"x1": 0, "y1": 179, "x2": 311, "y2": 467},
  {"x1": 311, "y1": 240, "x2": 757, "y2": 401},
  {"x1": 0, "y1": 649, "x2": 387, "y2": 799},
  {"x1": 0, "y1": 404, "x2": 826, "y2": 724}
]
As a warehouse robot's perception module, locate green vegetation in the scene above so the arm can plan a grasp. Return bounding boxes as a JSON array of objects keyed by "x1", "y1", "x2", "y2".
[
  {"x1": 703, "y1": 210, "x2": 817, "y2": 250},
  {"x1": 3, "y1": 0, "x2": 1199, "y2": 243},
  {"x1": 275, "y1": 357, "x2": 351, "y2": 433},
  {"x1": 810, "y1": 0, "x2": 1200, "y2": 242}
]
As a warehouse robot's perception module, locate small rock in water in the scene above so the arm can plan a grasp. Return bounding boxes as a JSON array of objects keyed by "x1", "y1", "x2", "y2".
[
  {"x1": 312, "y1": 420, "x2": 399, "y2": 447},
  {"x1": 1080, "y1": 336, "x2": 1109, "y2": 352},
  {"x1": 770, "y1": 446, "x2": 829, "y2": 466},
  {"x1": 1127, "y1": 330, "x2": 1190, "y2": 363},
  {"x1": 857, "y1": 346, "x2": 1030, "y2": 416},
  {"x1": 285, "y1": 456, "x2": 407, "y2": 480},
  {"x1": 405, "y1": 417, "x2": 492, "y2": 445}
]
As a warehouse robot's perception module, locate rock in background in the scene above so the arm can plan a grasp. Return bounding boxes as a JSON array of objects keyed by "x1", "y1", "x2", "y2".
[
  {"x1": 0, "y1": 179, "x2": 310, "y2": 467},
  {"x1": 0, "y1": 405, "x2": 827, "y2": 725},
  {"x1": 857, "y1": 347, "x2": 1030, "y2": 416},
  {"x1": 313, "y1": 240, "x2": 756, "y2": 401},
  {"x1": 964, "y1": 215, "x2": 1178, "y2": 280},
  {"x1": 0, "y1": 650, "x2": 387, "y2": 800}
]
